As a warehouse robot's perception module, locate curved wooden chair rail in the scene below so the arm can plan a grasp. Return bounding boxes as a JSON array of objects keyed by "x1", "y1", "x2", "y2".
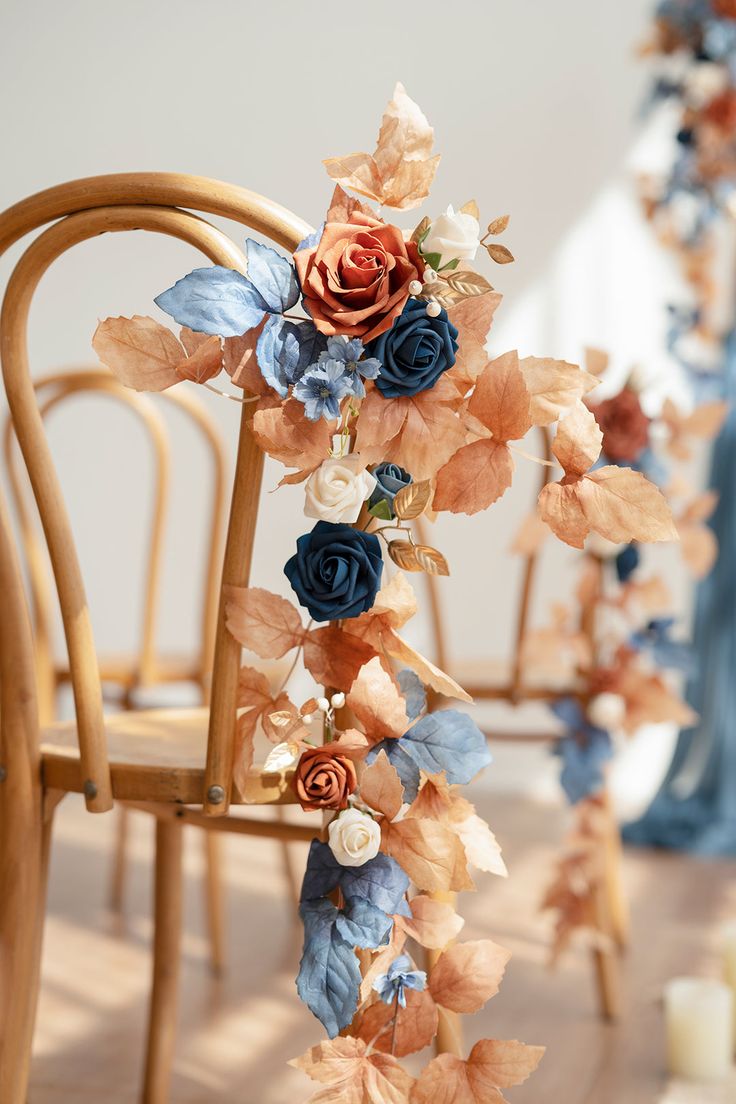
[
  {"x1": 0, "y1": 175, "x2": 312, "y2": 816},
  {"x1": 3, "y1": 368, "x2": 229, "y2": 721}
]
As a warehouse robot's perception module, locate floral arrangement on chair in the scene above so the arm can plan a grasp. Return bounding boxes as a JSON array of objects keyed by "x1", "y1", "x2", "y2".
[
  {"x1": 523, "y1": 347, "x2": 725, "y2": 959},
  {"x1": 640, "y1": 0, "x2": 736, "y2": 388},
  {"x1": 92, "y1": 84, "x2": 677, "y2": 1100}
]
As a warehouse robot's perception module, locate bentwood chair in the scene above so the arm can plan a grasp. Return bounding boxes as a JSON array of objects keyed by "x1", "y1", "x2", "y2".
[
  {"x1": 0, "y1": 176, "x2": 330, "y2": 1104},
  {"x1": 418, "y1": 426, "x2": 629, "y2": 1021},
  {"x1": 3, "y1": 368, "x2": 236, "y2": 969}
]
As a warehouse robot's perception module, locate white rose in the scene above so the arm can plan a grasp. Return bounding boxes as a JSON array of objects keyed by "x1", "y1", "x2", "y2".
[
  {"x1": 304, "y1": 454, "x2": 377, "y2": 524},
  {"x1": 328, "y1": 807, "x2": 381, "y2": 867},
  {"x1": 422, "y1": 205, "x2": 480, "y2": 265},
  {"x1": 588, "y1": 692, "x2": 626, "y2": 731}
]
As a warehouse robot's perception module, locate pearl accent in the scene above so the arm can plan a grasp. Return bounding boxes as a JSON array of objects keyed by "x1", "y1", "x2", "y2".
[
  {"x1": 408, "y1": 279, "x2": 423, "y2": 295},
  {"x1": 302, "y1": 713, "x2": 314, "y2": 725},
  {"x1": 331, "y1": 692, "x2": 346, "y2": 709},
  {"x1": 316, "y1": 697, "x2": 330, "y2": 713},
  {"x1": 426, "y1": 300, "x2": 441, "y2": 318},
  {"x1": 423, "y1": 266, "x2": 438, "y2": 282}
]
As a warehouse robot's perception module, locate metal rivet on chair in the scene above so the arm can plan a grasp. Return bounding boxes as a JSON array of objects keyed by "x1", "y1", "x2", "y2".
[
  {"x1": 83, "y1": 779, "x2": 98, "y2": 799},
  {"x1": 207, "y1": 784, "x2": 225, "y2": 805}
]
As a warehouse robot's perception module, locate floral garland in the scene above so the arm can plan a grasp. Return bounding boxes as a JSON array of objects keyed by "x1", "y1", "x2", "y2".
[
  {"x1": 93, "y1": 84, "x2": 678, "y2": 1101},
  {"x1": 640, "y1": 0, "x2": 736, "y2": 388},
  {"x1": 526, "y1": 348, "x2": 724, "y2": 958}
]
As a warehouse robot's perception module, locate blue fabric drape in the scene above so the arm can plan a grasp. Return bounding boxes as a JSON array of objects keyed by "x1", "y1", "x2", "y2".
[{"x1": 624, "y1": 330, "x2": 736, "y2": 855}]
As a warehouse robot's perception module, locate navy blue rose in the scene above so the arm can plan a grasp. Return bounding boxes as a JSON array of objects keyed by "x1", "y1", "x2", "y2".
[
  {"x1": 615, "y1": 543, "x2": 639, "y2": 583},
  {"x1": 368, "y1": 463, "x2": 413, "y2": 519},
  {"x1": 367, "y1": 299, "x2": 459, "y2": 398},
  {"x1": 284, "y1": 521, "x2": 383, "y2": 622}
]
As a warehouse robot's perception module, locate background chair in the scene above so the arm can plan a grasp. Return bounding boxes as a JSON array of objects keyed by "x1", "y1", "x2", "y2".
[
  {"x1": 0, "y1": 174, "x2": 462, "y2": 1104},
  {"x1": 418, "y1": 425, "x2": 628, "y2": 1021}
]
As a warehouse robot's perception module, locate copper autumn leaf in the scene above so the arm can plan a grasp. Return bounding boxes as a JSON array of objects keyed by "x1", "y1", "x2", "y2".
[
  {"x1": 411, "y1": 1039, "x2": 545, "y2": 1104},
  {"x1": 538, "y1": 404, "x2": 677, "y2": 549},
  {"x1": 381, "y1": 816, "x2": 472, "y2": 893},
  {"x1": 251, "y1": 398, "x2": 334, "y2": 484},
  {"x1": 346, "y1": 657, "x2": 410, "y2": 742},
  {"x1": 234, "y1": 665, "x2": 296, "y2": 793},
  {"x1": 409, "y1": 776, "x2": 507, "y2": 877},
  {"x1": 356, "y1": 987, "x2": 439, "y2": 1058},
  {"x1": 518, "y1": 356, "x2": 599, "y2": 426},
  {"x1": 360, "y1": 750, "x2": 404, "y2": 820},
  {"x1": 428, "y1": 940, "x2": 512, "y2": 1014},
  {"x1": 397, "y1": 894, "x2": 465, "y2": 950},
  {"x1": 224, "y1": 586, "x2": 304, "y2": 658},
  {"x1": 303, "y1": 625, "x2": 378, "y2": 690},
  {"x1": 323, "y1": 82, "x2": 440, "y2": 210},
  {"x1": 446, "y1": 291, "x2": 503, "y2": 389},
  {"x1": 290, "y1": 1037, "x2": 414, "y2": 1104},
  {"x1": 661, "y1": 397, "x2": 728, "y2": 460},
  {"x1": 677, "y1": 492, "x2": 719, "y2": 578},
  {"x1": 93, "y1": 315, "x2": 222, "y2": 391},
  {"x1": 355, "y1": 388, "x2": 467, "y2": 481},
  {"x1": 433, "y1": 351, "x2": 532, "y2": 515}
]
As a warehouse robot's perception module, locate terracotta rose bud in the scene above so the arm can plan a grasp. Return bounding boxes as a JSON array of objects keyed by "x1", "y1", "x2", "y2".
[
  {"x1": 293, "y1": 745, "x2": 358, "y2": 811},
  {"x1": 589, "y1": 388, "x2": 650, "y2": 463},
  {"x1": 294, "y1": 212, "x2": 422, "y2": 342}
]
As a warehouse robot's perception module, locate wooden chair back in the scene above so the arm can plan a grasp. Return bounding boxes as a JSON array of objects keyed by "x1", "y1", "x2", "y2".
[
  {"x1": 0, "y1": 174, "x2": 311, "y2": 816},
  {"x1": 4, "y1": 369, "x2": 229, "y2": 719}
]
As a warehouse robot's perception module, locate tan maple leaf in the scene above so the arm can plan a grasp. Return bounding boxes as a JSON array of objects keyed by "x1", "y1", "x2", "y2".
[
  {"x1": 93, "y1": 315, "x2": 223, "y2": 391},
  {"x1": 224, "y1": 586, "x2": 305, "y2": 658},
  {"x1": 519, "y1": 355, "x2": 599, "y2": 426},
  {"x1": 433, "y1": 351, "x2": 532, "y2": 515},
  {"x1": 411, "y1": 1038, "x2": 544, "y2": 1104},
  {"x1": 538, "y1": 403, "x2": 678, "y2": 549},
  {"x1": 323, "y1": 83, "x2": 440, "y2": 211},
  {"x1": 290, "y1": 1036, "x2": 414, "y2": 1104}
]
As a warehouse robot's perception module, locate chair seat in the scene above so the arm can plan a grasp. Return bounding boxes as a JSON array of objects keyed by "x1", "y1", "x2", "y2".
[{"x1": 41, "y1": 707, "x2": 296, "y2": 806}]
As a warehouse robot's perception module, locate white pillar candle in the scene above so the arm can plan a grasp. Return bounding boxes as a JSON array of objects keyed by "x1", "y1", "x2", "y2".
[
  {"x1": 664, "y1": 977, "x2": 733, "y2": 1081},
  {"x1": 721, "y1": 922, "x2": 736, "y2": 1046}
]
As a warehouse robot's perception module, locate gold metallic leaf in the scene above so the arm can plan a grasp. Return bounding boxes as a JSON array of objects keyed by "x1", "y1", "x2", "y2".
[
  {"x1": 459, "y1": 199, "x2": 480, "y2": 219},
  {"x1": 428, "y1": 284, "x2": 463, "y2": 309},
  {"x1": 268, "y1": 710, "x2": 295, "y2": 728},
  {"x1": 486, "y1": 214, "x2": 510, "y2": 236},
  {"x1": 387, "y1": 540, "x2": 423, "y2": 572},
  {"x1": 411, "y1": 216, "x2": 431, "y2": 245},
  {"x1": 446, "y1": 270, "x2": 494, "y2": 298},
  {"x1": 486, "y1": 243, "x2": 515, "y2": 264},
  {"x1": 414, "y1": 545, "x2": 450, "y2": 576},
  {"x1": 393, "y1": 479, "x2": 432, "y2": 521}
]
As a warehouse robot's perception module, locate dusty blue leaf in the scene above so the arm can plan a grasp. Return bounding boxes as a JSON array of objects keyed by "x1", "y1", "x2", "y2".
[
  {"x1": 340, "y1": 852, "x2": 410, "y2": 916},
  {"x1": 397, "y1": 669, "x2": 426, "y2": 721},
  {"x1": 295, "y1": 224, "x2": 324, "y2": 253},
  {"x1": 367, "y1": 738, "x2": 421, "y2": 803},
  {"x1": 154, "y1": 266, "x2": 265, "y2": 337},
  {"x1": 300, "y1": 839, "x2": 342, "y2": 903},
  {"x1": 399, "y1": 710, "x2": 492, "y2": 785},
  {"x1": 555, "y1": 729, "x2": 613, "y2": 805},
  {"x1": 257, "y1": 317, "x2": 329, "y2": 396},
  {"x1": 297, "y1": 899, "x2": 361, "y2": 1037},
  {"x1": 244, "y1": 238, "x2": 299, "y2": 313},
  {"x1": 335, "y1": 898, "x2": 393, "y2": 950}
]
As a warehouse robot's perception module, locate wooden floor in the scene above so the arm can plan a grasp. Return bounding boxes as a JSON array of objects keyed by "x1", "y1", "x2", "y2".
[{"x1": 28, "y1": 789, "x2": 736, "y2": 1104}]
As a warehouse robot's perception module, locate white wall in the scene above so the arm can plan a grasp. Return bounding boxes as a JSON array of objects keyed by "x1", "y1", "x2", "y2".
[{"x1": 0, "y1": 0, "x2": 694, "y2": 797}]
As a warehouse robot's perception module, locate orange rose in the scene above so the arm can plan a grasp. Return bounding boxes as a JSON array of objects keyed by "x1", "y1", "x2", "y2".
[
  {"x1": 588, "y1": 389, "x2": 650, "y2": 463},
  {"x1": 713, "y1": 0, "x2": 736, "y2": 17},
  {"x1": 292, "y1": 746, "x2": 357, "y2": 811},
  {"x1": 294, "y1": 212, "x2": 422, "y2": 342},
  {"x1": 703, "y1": 89, "x2": 736, "y2": 134}
]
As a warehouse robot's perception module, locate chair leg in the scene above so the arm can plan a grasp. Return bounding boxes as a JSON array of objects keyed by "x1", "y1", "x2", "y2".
[
  {"x1": 0, "y1": 788, "x2": 53, "y2": 1103},
  {"x1": 109, "y1": 804, "x2": 130, "y2": 914},
  {"x1": 425, "y1": 890, "x2": 464, "y2": 1057},
  {"x1": 141, "y1": 817, "x2": 183, "y2": 1104},
  {"x1": 590, "y1": 840, "x2": 622, "y2": 1022},
  {"x1": 275, "y1": 806, "x2": 301, "y2": 912},
  {"x1": 202, "y1": 830, "x2": 226, "y2": 976},
  {"x1": 602, "y1": 795, "x2": 630, "y2": 952}
]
